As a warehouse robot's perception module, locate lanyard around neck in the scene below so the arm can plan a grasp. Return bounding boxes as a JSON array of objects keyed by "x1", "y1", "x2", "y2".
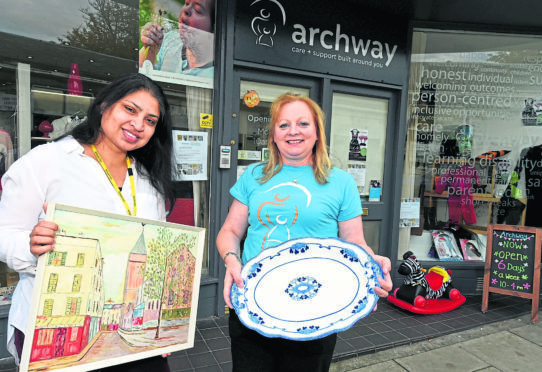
[{"x1": 91, "y1": 144, "x2": 137, "y2": 216}]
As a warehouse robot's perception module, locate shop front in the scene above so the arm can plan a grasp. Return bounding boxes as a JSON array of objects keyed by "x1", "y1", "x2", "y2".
[
  {"x1": 1, "y1": 0, "x2": 542, "y2": 365},
  {"x1": 0, "y1": 0, "x2": 218, "y2": 362},
  {"x1": 221, "y1": 0, "x2": 542, "y2": 301},
  {"x1": 400, "y1": 29, "x2": 542, "y2": 292}
]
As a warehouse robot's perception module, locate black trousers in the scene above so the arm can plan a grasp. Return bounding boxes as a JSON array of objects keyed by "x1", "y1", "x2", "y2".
[{"x1": 229, "y1": 311, "x2": 337, "y2": 372}]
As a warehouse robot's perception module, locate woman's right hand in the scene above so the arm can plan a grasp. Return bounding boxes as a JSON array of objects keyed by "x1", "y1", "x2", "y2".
[
  {"x1": 139, "y1": 22, "x2": 164, "y2": 67},
  {"x1": 223, "y1": 255, "x2": 244, "y2": 309},
  {"x1": 141, "y1": 22, "x2": 164, "y2": 49},
  {"x1": 29, "y1": 220, "x2": 58, "y2": 258},
  {"x1": 217, "y1": 199, "x2": 249, "y2": 309}
]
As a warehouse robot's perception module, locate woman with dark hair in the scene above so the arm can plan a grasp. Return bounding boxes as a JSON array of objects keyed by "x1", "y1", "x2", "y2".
[
  {"x1": 72, "y1": 72, "x2": 175, "y2": 204},
  {"x1": 0, "y1": 73, "x2": 174, "y2": 371}
]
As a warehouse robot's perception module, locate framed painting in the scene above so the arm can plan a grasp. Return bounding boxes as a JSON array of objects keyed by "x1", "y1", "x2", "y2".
[{"x1": 20, "y1": 203, "x2": 206, "y2": 372}]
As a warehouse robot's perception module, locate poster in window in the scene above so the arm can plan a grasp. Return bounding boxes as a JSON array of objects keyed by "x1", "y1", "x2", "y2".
[
  {"x1": 20, "y1": 203, "x2": 205, "y2": 372},
  {"x1": 348, "y1": 129, "x2": 368, "y2": 161},
  {"x1": 139, "y1": 0, "x2": 215, "y2": 89},
  {"x1": 172, "y1": 130, "x2": 208, "y2": 181},
  {"x1": 347, "y1": 163, "x2": 366, "y2": 194},
  {"x1": 399, "y1": 198, "x2": 420, "y2": 228}
]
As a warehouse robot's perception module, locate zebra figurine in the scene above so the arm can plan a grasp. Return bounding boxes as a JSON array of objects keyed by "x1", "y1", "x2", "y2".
[
  {"x1": 395, "y1": 251, "x2": 460, "y2": 307},
  {"x1": 399, "y1": 252, "x2": 426, "y2": 286}
]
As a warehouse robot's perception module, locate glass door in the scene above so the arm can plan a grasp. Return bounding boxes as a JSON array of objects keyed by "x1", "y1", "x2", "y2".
[
  {"x1": 0, "y1": 62, "x2": 19, "y2": 306},
  {"x1": 229, "y1": 69, "x2": 318, "y2": 176},
  {"x1": 226, "y1": 70, "x2": 399, "y2": 258},
  {"x1": 327, "y1": 84, "x2": 399, "y2": 256},
  {"x1": 236, "y1": 80, "x2": 310, "y2": 177}
]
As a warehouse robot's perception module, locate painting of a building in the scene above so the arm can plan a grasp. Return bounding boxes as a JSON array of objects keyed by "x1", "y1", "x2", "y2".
[
  {"x1": 30, "y1": 235, "x2": 105, "y2": 362},
  {"x1": 160, "y1": 245, "x2": 196, "y2": 323},
  {"x1": 21, "y1": 204, "x2": 205, "y2": 372},
  {"x1": 121, "y1": 232, "x2": 147, "y2": 331},
  {"x1": 118, "y1": 231, "x2": 199, "y2": 333},
  {"x1": 102, "y1": 301, "x2": 122, "y2": 331}
]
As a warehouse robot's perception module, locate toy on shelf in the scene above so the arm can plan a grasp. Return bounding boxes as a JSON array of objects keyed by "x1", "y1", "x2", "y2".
[
  {"x1": 38, "y1": 120, "x2": 54, "y2": 138},
  {"x1": 387, "y1": 251, "x2": 466, "y2": 314}
]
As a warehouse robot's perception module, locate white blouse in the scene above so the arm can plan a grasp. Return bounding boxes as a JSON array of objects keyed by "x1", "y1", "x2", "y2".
[{"x1": 0, "y1": 136, "x2": 165, "y2": 362}]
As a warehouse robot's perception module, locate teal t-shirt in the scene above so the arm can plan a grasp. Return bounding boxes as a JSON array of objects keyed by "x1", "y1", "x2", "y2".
[{"x1": 231, "y1": 163, "x2": 362, "y2": 263}]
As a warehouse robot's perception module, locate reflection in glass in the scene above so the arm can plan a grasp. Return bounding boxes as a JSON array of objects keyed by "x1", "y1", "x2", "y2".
[
  {"x1": 400, "y1": 29, "x2": 542, "y2": 261},
  {"x1": 165, "y1": 84, "x2": 213, "y2": 275},
  {"x1": 58, "y1": 0, "x2": 138, "y2": 60},
  {"x1": 237, "y1": 81, "x2": 309, "y2": 172},
  {"x1": 329, "y1": 93, "x2": 388, "y2": 198}
]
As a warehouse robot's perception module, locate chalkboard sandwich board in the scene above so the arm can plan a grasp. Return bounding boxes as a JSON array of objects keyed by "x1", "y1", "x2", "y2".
[{"x1": 482, "y1": 224, "x2": 541, "y2": 322}]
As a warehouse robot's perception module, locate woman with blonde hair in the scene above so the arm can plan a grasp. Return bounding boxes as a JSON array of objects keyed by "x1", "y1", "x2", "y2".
[
  {"x1": 217, "y1": 93, "x2": 392, "y2": 371},
  {"x1": 259, "y1": 93, "x2": 331, "y2": 185}
]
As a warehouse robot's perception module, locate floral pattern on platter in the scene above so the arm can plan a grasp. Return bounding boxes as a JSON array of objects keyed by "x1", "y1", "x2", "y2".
[
  {"x1": 297, "y1": 325, "x2": 320, "y2": 334},
  {"x1": 352, "y1": 297, "x2": 370, "y2": 314},
  {"x1": 247, "y1": 262, "x2": 262, "y2": 279},
  {"x1": 285, "y1": 276, "x2": 322, "y2": 301},
  {"x1": 230, "y1": 237, "x2": 383, "y2": 341},
  {"x1": 289, "y1": 242, "x2": 310, "y2": 254},
  {"x1": 340, "y1": 248, "x2": 360, "y2": 262},
  {"x1": 248, "y1": 311, "x2": 265, "y2": 325},
  {"x1": 230, "y1": 282, "x2": 246, "y2": 310}
]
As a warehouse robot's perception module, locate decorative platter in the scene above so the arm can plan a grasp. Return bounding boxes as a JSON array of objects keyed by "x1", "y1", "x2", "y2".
[{"x1": 230, "y1": 237, "x2": 383, "y2": 340}]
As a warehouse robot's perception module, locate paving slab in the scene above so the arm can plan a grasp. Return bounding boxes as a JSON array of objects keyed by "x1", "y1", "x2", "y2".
[
  {"x1": 349, "y1": 360, "x2": 407, "y2": 372},
  {"x1": 457, "y1": 331, "x2": 542, "y2": 371},
  {"x1": 393, "y1": 344, "x2": 490, "y2": 372},
  {"x1": 330, "y1": 313, "x2": 539, "y2": 372},
  {"x1": 509, "y1": 322, "x2": 542, "y2": 347}
]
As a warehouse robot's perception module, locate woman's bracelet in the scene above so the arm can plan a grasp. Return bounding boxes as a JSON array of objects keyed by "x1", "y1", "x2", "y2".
[{"x1": 223, "y1": 251, "x2": 242, "y2": 266}]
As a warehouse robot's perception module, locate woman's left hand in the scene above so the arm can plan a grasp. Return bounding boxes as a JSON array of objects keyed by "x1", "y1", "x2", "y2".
[
  {"x1": 29, "y1": 220, "x2": 58, "y2": 258},
  {"x1": 373, "y1": 254, "x2": 393, "y2": 298}
]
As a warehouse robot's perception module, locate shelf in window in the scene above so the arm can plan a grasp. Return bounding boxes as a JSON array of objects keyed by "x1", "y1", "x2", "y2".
[
  {"x1": 31, "y1": 136, "x2": 53, "y2": 142},
  {"x1": 425, "y1": 191, "x2": 498, "y2": 201},
  {"x1": 424, "y1": 191, "x2": 526, "y2": 204}
]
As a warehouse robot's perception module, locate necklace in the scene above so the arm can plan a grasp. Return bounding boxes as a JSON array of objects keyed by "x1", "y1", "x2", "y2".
[{"x1": 91, "y1": 144, "x2": 137, "y2": 216}]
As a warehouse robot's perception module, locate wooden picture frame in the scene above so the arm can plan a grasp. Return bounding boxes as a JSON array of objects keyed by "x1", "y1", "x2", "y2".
[
  {"x1": 482, "y1": 224, "x2": 541, "y2": 323},
  {"x1": 20, "y1": 203, "x2": 206, "y2": 372}
]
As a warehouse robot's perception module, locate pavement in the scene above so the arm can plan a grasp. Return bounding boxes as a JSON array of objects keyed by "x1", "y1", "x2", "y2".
[
  {"x1": 330, "y1": 311, "x2": 542, "y2": 372},
  {"x1": 0, "y1": 295, "x2": 536, "y2": 371}
]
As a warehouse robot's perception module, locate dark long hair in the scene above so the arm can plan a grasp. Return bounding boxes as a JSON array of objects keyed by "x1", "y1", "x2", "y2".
[{"x1": 71, "y1": 73, "x2": 175, "y2": 207}]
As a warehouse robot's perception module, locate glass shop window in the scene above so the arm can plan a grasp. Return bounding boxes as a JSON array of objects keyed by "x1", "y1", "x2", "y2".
[
  {"x1": 0, "y1": 0, "x2": 217, "y2": 310},
  {"x1": 139, "y1": 0, "x2": 217, "y2": 276},
  {"x1": 163, "y1": 82, "x2": 213, "y2": 276},
  {"x1": 0, "y1": 63, "x2": 19, "y2": 305},
  {"x1": 400, "y1": 29, "x2": 542, "y2": 262}
]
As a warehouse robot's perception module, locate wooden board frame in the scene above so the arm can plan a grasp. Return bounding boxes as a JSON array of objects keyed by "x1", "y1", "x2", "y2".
[
  {"x1": 482, "y1": 224, "x2": 541, "y2": 322},
  {"x1": 20, "y1": 203, "x2": 206, "y2": 372}
]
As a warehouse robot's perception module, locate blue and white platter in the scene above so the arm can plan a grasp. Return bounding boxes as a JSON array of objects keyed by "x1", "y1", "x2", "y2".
[{"x1": 230, "y1": 237, "x2": 383, "y2": 341}]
